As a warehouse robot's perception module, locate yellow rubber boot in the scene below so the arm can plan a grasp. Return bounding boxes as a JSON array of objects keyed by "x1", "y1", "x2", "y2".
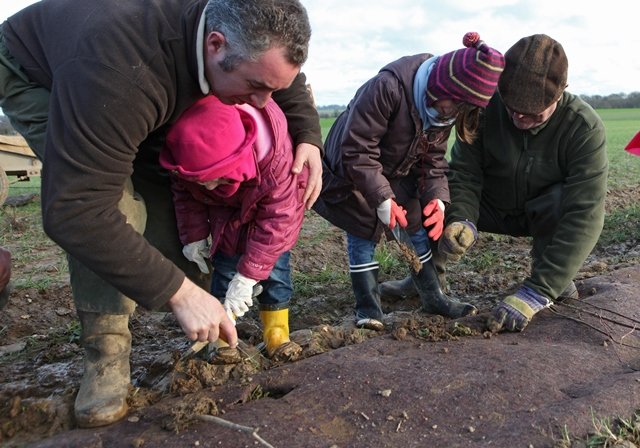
[{"x1": 260, "y1": 308, "x2": 301, "y2": 360}]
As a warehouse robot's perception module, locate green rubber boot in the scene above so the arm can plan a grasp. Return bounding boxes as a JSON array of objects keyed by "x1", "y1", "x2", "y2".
[{"x1": 74, "y1": 312, "x2": 131, "y2": 428}]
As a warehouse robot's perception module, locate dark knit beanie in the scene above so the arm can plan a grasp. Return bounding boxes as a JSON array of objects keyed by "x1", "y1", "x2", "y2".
[
  {"x1": 498, "y1": 34, "x2": 568, "y2": 115},
  {"x1": 426, "y1": 32, "x2": 505, "y2": 108}
]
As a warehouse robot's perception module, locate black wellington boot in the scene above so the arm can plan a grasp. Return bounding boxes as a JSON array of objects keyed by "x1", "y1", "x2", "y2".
[
  {"x1": 379, "y1": 276, "x2": 417, "y2": 302},
  {"x1": 350, "y1": 262, "x2": 384, "y2": 331},
  {"x1": 411, "y1": 258, "x2": 477, "y2": 318}
]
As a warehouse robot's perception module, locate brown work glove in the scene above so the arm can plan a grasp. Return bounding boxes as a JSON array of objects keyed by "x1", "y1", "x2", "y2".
[{"x1": 437, "y1": 220, "x2": 477, "y2": 262}]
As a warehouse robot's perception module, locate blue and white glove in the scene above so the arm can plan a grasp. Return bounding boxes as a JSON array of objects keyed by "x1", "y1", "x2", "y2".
[
  {"x1": 224, "y1": 273, "x2": 258, "y2": 319},
  {"x1": 487, "y1": 285, "x2": 551, "y2": 332},
  {"x1": 182, "y1": 239, "x2": 210, "y2": 274}
]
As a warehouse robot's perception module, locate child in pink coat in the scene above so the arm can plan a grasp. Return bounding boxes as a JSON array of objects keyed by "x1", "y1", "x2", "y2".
[{"x1": 160, "y1": 95, "x2": 308, "y2": 360}]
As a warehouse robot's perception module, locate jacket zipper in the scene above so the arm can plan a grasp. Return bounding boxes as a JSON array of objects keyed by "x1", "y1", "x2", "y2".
[{"x1": 516, "y1": 133, "x2": 533, "y2": 208}]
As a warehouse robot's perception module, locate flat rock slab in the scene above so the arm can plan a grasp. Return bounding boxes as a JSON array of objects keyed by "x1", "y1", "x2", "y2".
[{"x1": 32, "y1": 266, "x2": 640, "y2": 448}]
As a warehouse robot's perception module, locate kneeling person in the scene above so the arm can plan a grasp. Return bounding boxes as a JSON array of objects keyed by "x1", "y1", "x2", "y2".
[{"x1": 436, "y1": 34, "x2": 608, "y2": 332}]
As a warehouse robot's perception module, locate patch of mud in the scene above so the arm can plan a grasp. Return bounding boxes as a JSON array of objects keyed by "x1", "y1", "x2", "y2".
[
  {"x1": 160, "y1": 393, "x2": 219, "y2": 433},
  {"x1": 3, "y1": 187, "x2": 640, "y2": 446}
]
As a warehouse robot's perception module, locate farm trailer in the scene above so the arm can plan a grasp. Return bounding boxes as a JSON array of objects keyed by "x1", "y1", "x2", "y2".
[{"x1": 0, "y1": 134, "x2": 42, "y2": 206}]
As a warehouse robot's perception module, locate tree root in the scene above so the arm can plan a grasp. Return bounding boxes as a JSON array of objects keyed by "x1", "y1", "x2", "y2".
[
  {"x1": 197, "y1": 414, "x2": 275, "y2": 448},
  {"x1": 549, "y1": 302, "x2": 640, "y2": 350}
]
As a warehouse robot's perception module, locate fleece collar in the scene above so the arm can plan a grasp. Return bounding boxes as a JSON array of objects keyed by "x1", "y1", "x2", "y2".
[{"x1": 196, "y1": 10, "x2": 209, "y2": 95}]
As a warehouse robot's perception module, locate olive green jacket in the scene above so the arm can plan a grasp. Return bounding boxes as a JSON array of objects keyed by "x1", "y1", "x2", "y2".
[{"x1": 447, "y1": 92, "x2": 608, "y2": 299}]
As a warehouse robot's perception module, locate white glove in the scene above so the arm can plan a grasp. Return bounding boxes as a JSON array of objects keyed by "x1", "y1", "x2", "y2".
[
  {"x1": 376, "y1": 198, "x2": 392, "y2": 226},
  {"x1": 224, "y1": 273, "x2": 258, "y2": 318},
  {"x1": 182, "y1": 239, "x2": 210, "y2": 274},
  {"x1": 224, "y1": 283, "x2": 263, "y2": 322}
]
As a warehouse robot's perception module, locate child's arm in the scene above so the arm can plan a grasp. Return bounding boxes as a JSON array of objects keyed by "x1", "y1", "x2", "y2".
[
  {"x1": 238, "y1": 167, "x2": 306, "y2": 283},
  {"x1": 170, "y1": 179, "x2": 210, "y2": 244}
]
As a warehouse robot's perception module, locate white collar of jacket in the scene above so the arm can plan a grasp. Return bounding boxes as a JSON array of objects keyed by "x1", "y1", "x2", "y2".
[{"x1": 196, "y1": 10, "x2": 209, "y2": 95}]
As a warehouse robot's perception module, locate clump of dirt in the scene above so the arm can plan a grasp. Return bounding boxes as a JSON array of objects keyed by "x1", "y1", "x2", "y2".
[
  {"x1": 0, "y1": 393, "x2": 75, "y2": 444},
  {"x1": 396, "y1": 241, "x2": 422, "y2": 272},
  {"x1": 387, "y1": 312, "x2": 484, "y2": 343},
  {"x1": 161, "y1": 393, "x2": 219, "y2": 433}
]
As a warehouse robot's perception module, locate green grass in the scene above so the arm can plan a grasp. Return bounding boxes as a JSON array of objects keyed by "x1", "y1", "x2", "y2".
[
  {"x1": 1, "y1": 176, "x2": 68, "y2": 289},
  {"x1": 373, "y1": 240, "x2": 405, "y2": 276},
  {"x1": 0, "y1": 319, "x2": 80, "y2": 365},
  {"x1": 5, "y1": 175, "x2": 41, "y2": 196},
  {"x1": 293, "y1": 266, "x2": 349, "y2": 299},
  {"x1": 598, "y1": 108, "x2": 640, "y2": 188},
  {"x1": 599, "y1": 203, "x2": 640, "y2": 246},
  {"x1": 555, "y1": 408, "x2": 640, "y2": 447},
  {"x1": 320, "y1": 117, "x2": 335, "y2": 141}
]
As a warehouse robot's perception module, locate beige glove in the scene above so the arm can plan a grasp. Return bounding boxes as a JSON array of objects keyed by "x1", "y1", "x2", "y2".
[
  {"x1": 438, "y1": 220, "x2": 477, "y2": 262},
  {"x1": 182, "y1": 239, "x2": 210, "y2": 274}
]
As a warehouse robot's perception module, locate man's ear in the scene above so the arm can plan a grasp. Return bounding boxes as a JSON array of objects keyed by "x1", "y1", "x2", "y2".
[{"x1": 205, "y1": 31, "x2": 226, "y2": 54}]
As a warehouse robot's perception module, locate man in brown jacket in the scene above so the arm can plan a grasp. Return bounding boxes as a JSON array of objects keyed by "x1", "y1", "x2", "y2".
[{"x1": 0, "y1": 0, "x2": 322, "y2": 428}]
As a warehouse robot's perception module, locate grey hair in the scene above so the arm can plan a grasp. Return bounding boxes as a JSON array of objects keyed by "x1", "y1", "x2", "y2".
[{"x1": 204, "y1": 0, "x2": 311, "y2": 71}]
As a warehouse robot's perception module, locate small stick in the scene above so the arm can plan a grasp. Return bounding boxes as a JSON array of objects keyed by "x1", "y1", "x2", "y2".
[
  {"x1": 620, "y1": 324, "x2": 638, "y2": 343},
  {"x1": 197, "y1": 415, "x2": 275, "y2": 448},
  {"x1": 553, "y1": 302, "x2": 640, "y2": 331},
  {"x1": 548, "y1": 307, "x2": 640, "y2": 350},
  {"x1": 559, "y1": 300, "x2": 640, "y2": 325},
  {"x1": 563, "y1": 299, "x2": 640, "y2": 324}
]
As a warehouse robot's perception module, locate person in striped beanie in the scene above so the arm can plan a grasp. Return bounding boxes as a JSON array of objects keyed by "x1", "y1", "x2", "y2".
[
  {"x1": 426, "y1": 32, "x2": 506, "y2": 110},
  {"x1": 313, "y1": 33, "x2": 504, "y2": 331},
  {"x1": 413, "y1": 32, "x2": 505, "y2": 145}
]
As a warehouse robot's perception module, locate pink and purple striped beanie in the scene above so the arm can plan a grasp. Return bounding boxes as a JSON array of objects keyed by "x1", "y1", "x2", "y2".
[{"x1": 426, "y1": 32, "x2": 505, "y2": 108}]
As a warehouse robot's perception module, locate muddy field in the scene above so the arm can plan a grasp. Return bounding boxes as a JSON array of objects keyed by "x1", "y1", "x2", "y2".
[{"x1": 1, "y1": 187, "x2": 640, "y2": 447}]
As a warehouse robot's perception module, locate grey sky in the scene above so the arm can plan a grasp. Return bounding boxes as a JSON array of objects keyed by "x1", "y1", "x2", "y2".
[
  {"x1": 302, "y1": 0, "x2": 639, "y2": 105},
  {"x1": 2, "y1": 0, "x2": 638, "y2": 106}
]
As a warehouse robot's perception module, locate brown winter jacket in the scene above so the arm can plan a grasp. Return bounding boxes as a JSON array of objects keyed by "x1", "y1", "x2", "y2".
[
  {"x1": 1, "y1": 0, "x2": 322, "y2": 310},
  {"x1": 313, "y1": 54, "x2": 451, "y2": 241}
]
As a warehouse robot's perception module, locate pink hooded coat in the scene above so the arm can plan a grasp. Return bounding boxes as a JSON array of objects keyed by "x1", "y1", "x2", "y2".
[{"x1": 161, "y1": 97, "x2": 308, "y2": 281}]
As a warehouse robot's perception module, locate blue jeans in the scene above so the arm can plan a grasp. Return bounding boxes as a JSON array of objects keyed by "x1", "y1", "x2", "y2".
[
  {"x1": 347, "y1": 227, "x2": 431, "y2": 265},
  {"x1": 210, "y1": 251, "x2": 292, "y2": 311}
]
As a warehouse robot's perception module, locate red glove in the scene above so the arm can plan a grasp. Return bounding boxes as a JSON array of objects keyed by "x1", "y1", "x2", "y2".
[
  {"x1": 376, "y1": 198, "x2": 408, "y2": 229},
  {"x1": 422, "y1": 199, "x2": 445, "y2": 240}
]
